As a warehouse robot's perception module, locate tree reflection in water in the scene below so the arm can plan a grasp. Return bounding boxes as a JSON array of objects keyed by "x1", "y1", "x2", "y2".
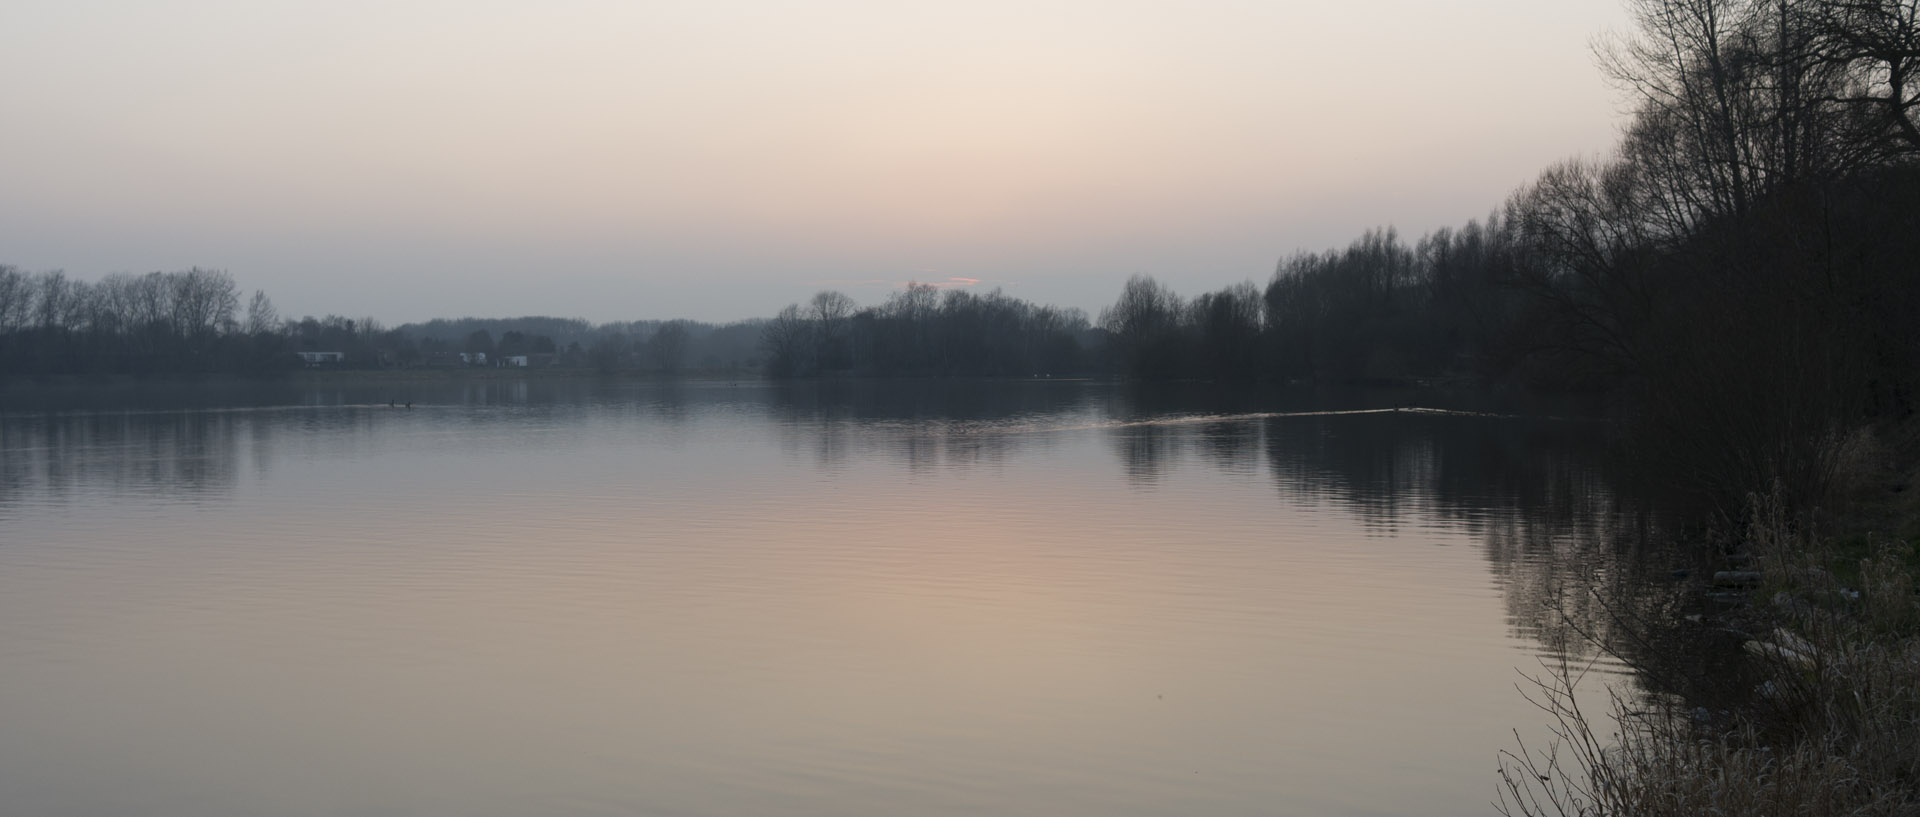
[{"x1": 2, "y1": 378, "x2": 1696, "y2": 682}]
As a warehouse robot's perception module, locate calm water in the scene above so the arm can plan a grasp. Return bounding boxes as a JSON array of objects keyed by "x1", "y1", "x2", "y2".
[{"x1": 0, "y1": 379, "x2": 1647, "y2": 817}]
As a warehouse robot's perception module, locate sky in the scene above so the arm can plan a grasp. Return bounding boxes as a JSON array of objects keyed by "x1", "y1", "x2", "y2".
[{"x1": 2, "y1": 0, "x2": 1634, "y2": 325}]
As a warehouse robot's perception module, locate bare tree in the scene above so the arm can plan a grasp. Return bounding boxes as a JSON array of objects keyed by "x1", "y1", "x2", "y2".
[
  {"x1": 807, "y1": 290, "x2": 856, "y2": 372},
  {"x1": 760, "y1": 304, "x2": 812, "y2": 376},
  {"x1": 1100, "y1": 274, "x2": 1185, "y2": 378},
  {"x1": 168, "y1": 268, "x2": 239, "y2": 338},
  {"x1": 245, "y1": 290, "x2": 279, "y2": 335},
  {"x1": 1596, "y1": 0, "x2": 1918, "y2": 232},
  {"x1": 1191, "y1": 281, "x2": 1264, "y2": 379},
  {"x1": 0, "y1": 265, "x2": 26, "y2": 333},
  {"x1": 1809, "y1": 0, "x2": 1920, "y2": 157},
  {"x1": 31, "y1": 270, "x2": 62, "y2": 332}
]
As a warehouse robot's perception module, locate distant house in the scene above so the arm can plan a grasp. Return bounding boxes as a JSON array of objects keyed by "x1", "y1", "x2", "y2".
[
  {"x1": 296, "y1": 351, "x2": 345, "y2": 366},
  {"x1": 459, "y1": 352, "x2": 488, "y2": 365},
  {"x1": 501, "y1": 353, "x2": 558, "y2": 368}
]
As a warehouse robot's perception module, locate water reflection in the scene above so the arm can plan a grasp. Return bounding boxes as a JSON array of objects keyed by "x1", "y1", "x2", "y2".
[
  {"x1": 1, "y1": 379, "x2": 1665, "y2": 654},
  {"x1": 1111, "y1": 421, "x2": 1177, "y2": 484},
  {"x1": 764, "y1": 380, "x2": 1094, "y2": 474},
  {"x1": 1, "y1": 377, "x2": 1679, "y2": 817},
  {"x1": 0, "y1": 409, "x2": 246, "y2": 508},
  {"x1": 766, "y1": 381, "x2": 1676, "y2": 665}
]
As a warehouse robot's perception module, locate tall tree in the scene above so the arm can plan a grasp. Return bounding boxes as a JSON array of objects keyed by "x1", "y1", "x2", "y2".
[{"x1": 245, "y1": 290, "x2": 279, "y2": 336}]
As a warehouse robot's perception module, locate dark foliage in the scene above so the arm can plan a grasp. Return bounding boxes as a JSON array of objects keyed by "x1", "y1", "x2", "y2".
[
  {"x1": 763, "y1": 285, "x2": 1092, "y2": 378},
  {"x1": 0, "y1": 267, "x2": 294, "y2": 376}
]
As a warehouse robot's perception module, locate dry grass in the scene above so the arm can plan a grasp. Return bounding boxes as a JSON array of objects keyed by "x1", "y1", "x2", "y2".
[{"x1": 1498, "y1": 487, "x2": 1920, "y2": 817}]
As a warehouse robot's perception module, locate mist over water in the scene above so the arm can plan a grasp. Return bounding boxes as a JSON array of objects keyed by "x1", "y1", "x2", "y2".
[{"x1": 0, "y1": 380, "x2": 1648, "y2": 816}]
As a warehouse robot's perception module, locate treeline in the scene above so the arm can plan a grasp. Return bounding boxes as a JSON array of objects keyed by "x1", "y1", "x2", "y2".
[
  {"x1": 759, "y1": 288, "x2": 1094, "y2": 377},
  {"x1": 0, "y1": 266, "x2": 293, "y2": 375},
  {"x1": 1089, "y1": 222, "x2": 1518, "y2": 383},
  {"x1": 0, "y1": 269, "x2": 773, "y2": 376}
]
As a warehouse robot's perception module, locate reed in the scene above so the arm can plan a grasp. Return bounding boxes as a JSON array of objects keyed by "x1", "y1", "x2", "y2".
[{"x1": 1498, "y1": 487, "x2": 1920, "y2": 816}]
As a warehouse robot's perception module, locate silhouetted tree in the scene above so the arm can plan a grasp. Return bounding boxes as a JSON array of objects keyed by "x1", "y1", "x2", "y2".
[
  {"x1": 244, "y1": 290, "x2": 279, "y2": 336},
  {"x1": 1191, "y1": 282, "x2": 1263, "y2": 380},
  {"x1": 761, "y1": 304, "x2": 812, "y2": 377},
  {"x1": 1807, "y1": 0, "x2": 1920, "y2": 157},
  {"x1": 808, "y1": 291, "x2": 856, "y2": 372},
  {"x1": 1100, "y1": 275, "x2": 1186, "y2": 379}
]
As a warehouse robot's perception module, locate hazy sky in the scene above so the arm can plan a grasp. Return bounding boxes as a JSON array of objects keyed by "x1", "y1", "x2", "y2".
[{"x1": 3, "y1": 0, "x2": 1632, "y2": 324}]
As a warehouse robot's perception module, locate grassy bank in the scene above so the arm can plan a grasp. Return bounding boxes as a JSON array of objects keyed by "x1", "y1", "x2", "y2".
[{"x1": 1499, "y1": 431, "x2": 1920, "y2": 816}]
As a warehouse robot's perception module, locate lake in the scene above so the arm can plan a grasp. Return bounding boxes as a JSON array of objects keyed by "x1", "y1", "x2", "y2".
[{"x1": 0, "y1": 378, "x2": 1649, "y2": 817}]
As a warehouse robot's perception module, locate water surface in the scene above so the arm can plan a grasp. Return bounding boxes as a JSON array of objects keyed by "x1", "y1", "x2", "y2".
[{"x1": 0, "y1": 379, "x2": 1641, "y2": 817}]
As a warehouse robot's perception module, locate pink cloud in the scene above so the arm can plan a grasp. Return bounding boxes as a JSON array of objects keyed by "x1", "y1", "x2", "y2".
[{"x1": 924, "y1": 277, "x2": 982, "y2": 288}]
